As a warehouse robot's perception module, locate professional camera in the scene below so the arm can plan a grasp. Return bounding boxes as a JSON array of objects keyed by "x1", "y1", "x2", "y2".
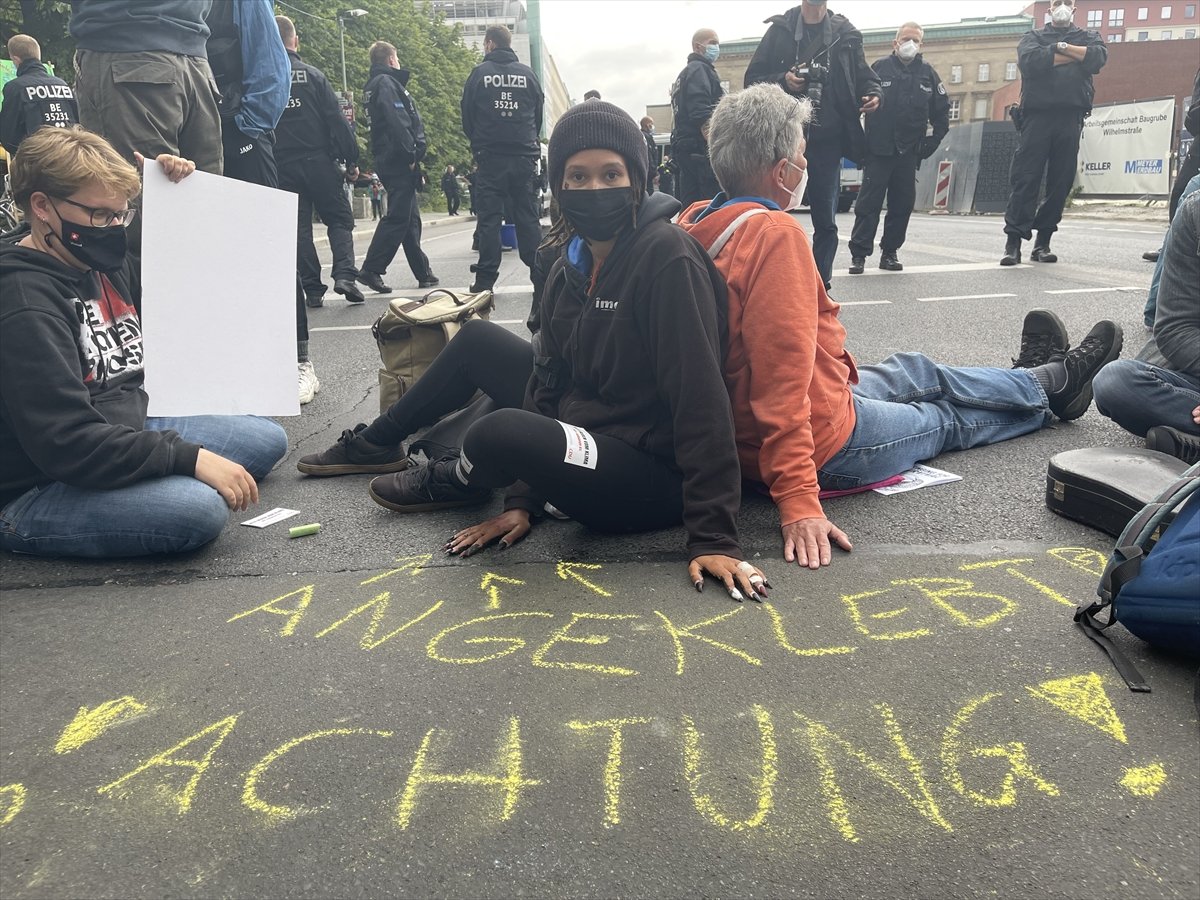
[{"x1": 791, "y1": 60, "x2": 830, "y2": 111}]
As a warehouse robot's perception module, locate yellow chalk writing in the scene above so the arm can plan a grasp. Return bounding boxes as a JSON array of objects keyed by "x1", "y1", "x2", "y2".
[
  {"x1": 556, "y1": 561, "x2": 613, "y2": 597},
  {"x1": 426, "y1": 612, "x2": 554, "y2": 665},
  {"x1": 97, "y1": 714, "x2": 240, "y2": 814},
  {"x1": 682, "y1": 705, "x2": 778, "y2": 831},
  {"x1": 55, "y1": 696, "x2": 149, "y2": 755},
  {"x1": 395, "y1": 717, "x2": 541, "y2": 829},
  {"x1": 227, "y1": 585, "x2": 314, "y2": 636},
  {"x1": 959, "y1": 559, "x2": 1076, "y2": 608},
  {"x1": 840, "y1": 589, "x2": 932, "y2": 641},
  {"x1": 480, "y1": 572, "x2": 525, "y2": 610},
  {"x1": 1120, "y1": 763, "x2": 1167, "y2": 798},
  {"x1": 892, "y1": 577, "x2": 1017, "y2": 628},
  {"x1": 764, "y1": 602, "x2": 856, "y2": 657},
  {"x1": 1048, "y1": 547, "x2": 1108, "y2": 577},
  {"x1": 1026, "y1": 672, "x2": 1128, "y2": 744},
  {"x1": 360, "y1": 553, "x2": 432, "y2": 586},
  {"x1": 653, "y1": 609, "x2": 761, "y2": 676},
  {"x1": 794, "y1": 705, "x2": 952, "y2": 843},
  {"x1": 941, "y1": 692, "x2": 1059, "y2": 807},
  {"x1": 313, "y1": 593, "x2": 443, "y2": 650},
  {"x1": 531, "y1": 612, "x2": 640, "y2": 676},
  {"x1": 243, "y1": 728, "x2": 394, "y2": 823},
  {"x1": 566, "y1": 717, "x2": 652, "y2": 825},
  {"x1": 0, "y1": 784, "x2": 26, "y2": 827}
]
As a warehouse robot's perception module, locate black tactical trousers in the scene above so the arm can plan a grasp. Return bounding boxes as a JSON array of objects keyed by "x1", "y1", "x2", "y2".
[
  {"x1": 279, "y1": 155, "x2": 358, "y2": 295},
  {"x1": 1004, "y1": 108, "x2": 1084, "y2": 241},
  {"x1": 676, "y1": 151, "x2": 720, "y2": 209},
  {"x1": 362, "y1": 167, "x2": 432, "y2": 281},
  {"x1": 849, "y1": 153, "x2": 920, "y2": 258},
  {"x1": 472, "y1": 154, "x2": 540, "y2": 286}
]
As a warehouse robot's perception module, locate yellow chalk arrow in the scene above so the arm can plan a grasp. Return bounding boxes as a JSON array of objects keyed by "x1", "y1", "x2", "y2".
[
  {"x1": 481, "y1": 572, "x2": 525, "y2": 610},
  {"x1": 361, "y1": 553, "x2": 433, "y2": 586},
  {"x1": 55, "y1": 696, "x2": 149, "y2": 754},
  {"x1": 1026, "y1": 672, "x2": 1127, "y2": 744},
  {"x1": 1047, "y1": 547, "x2": 1108, "y2": 577},
  {"x1": 556, "y1": 561, "x2": 612, "y2": 597}
]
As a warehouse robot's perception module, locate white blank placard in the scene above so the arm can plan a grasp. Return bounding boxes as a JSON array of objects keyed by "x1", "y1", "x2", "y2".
[{"x1": 141, "y1": 165, "x2": 299, "y2": 417}]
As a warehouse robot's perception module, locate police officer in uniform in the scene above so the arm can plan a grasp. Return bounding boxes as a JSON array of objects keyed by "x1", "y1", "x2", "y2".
[
  {"x1": 1002, "y1": 0, "x2": 1106, "y2": 266},
  {"x1": 848, "y1": 22, "x2": 948, "y2": 274},
  {"x1": 0, "y1": 34, "x2": 78, "y2": 155},
  {"x1": 274, "y1": 15, "x2": 364, "y2": 305},
  {"x1": 358, "y1": 40, "x2": 437, "y2": 294},
  {"x1": 669, "y1": 28, "x2": 723, "y2": 208},
  {"x1": 460, "y1": 24, "x2": 544, "y2": 293}
]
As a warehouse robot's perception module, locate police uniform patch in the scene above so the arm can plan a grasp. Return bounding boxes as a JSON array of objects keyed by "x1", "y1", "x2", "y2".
[{"x1": 937, "y1": 83, "x2": 947, "y2": 95}]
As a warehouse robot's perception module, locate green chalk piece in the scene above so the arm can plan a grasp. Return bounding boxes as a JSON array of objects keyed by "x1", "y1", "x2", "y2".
[{"x1": 289, "y1": 523, "x2": 321, "y2": 538}]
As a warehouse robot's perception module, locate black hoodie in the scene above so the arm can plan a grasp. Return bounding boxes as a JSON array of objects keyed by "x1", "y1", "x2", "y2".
[
  {"x1": 0, "y1": 226, "x2": 201, "y2": 509},
  {"x1": 507, "y1": 193, "x2": 743, "y2": 561},
  {"x1": 364, "y1": 64, "x2": 426, "y2": 173}
]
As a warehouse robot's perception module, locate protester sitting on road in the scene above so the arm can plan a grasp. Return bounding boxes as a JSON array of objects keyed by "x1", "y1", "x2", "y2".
[
  {"x1": 1093, "y1": 192, "x2": 1200, "y2": 465},
  {"x1": 0, "y1": 127, "x2": 287, "y2": 558},
  {"x1": 678, "y1": 84, "x2": 1124, "y2": 569},
  {"x1": 1143, "y1": 170, "x2": 1200, "y2": 329},
  {"x1": 300, "y1": 100, "x2": 767, "y2": 597}
]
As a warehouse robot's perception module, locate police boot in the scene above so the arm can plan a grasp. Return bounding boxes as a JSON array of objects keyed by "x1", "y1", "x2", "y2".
[
  {"x1": 848, "y1": 256, "x2": 865, "y2": 275},
  {"x1": 1031, "y1": 233, "x2": 1057, "y2": 263},
  {"x1": 1000, "y1": 236, "x2": 1022, "y2": 267},
  {"x1": 879, "y1": 251, "x2": 903, "y2": 271}
]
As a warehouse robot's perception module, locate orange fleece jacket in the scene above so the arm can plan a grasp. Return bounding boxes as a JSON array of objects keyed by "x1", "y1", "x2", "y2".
[{"x1": 680, "y1": 200, "x2": 858, "y2": 523}]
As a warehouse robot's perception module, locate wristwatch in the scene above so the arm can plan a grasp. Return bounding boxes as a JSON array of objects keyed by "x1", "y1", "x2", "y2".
[{"x1": 1057, "y1": 41, "x2": 1069, "y2": 52}]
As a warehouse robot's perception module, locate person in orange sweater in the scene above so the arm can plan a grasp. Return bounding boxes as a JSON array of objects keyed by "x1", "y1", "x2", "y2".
[{"x1": 679, "y1": 84, "x2": 1123, "y2": 570}]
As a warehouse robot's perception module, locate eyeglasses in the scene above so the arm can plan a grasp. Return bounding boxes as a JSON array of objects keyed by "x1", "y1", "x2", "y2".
[{"x1": 51, "y1": 196, "x2": 138, "y2": 228}]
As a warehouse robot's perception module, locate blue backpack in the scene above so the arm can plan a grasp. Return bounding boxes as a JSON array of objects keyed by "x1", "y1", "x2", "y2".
[{"x1": 1075, "y1": 462, "x2": 1200, "y2": 694}]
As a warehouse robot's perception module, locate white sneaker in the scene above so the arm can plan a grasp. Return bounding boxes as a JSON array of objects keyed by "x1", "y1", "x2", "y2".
[{"x1": 298, "y1": 361, "x2": 320, "y2": 405}]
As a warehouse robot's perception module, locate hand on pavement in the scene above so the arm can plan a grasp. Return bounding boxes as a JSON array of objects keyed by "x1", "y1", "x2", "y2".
[
  {"x1": 782, "y1": 517, "x2": 853, "y2": 569},
  {"x1": 446, "y1": 509, "x2": 532, "y2": 557},
  {"x1": 689, "y1": 555, "x2": 770, "y2": 602},
  {"x1": 194, "y1": 448, "x2": 258, "y2": 511}
]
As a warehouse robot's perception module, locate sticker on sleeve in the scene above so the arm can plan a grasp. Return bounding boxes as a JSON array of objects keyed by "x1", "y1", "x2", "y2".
[{"x1": 559, "y1": 421, "x2": 598, "y2": 470}]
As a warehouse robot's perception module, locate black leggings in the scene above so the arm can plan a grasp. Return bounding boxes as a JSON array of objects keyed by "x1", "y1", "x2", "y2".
[{"x1": 362, "y1": 319, "x2": 533, "y2": 446}]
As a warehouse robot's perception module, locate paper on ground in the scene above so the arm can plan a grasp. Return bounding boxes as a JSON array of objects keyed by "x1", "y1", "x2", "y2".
[
  {"x1": 141, "y1": 166, "x2": 299, "y2": 416},
  {"x1": 873, "y1": 464, "x2": 963, "y2": 495},
  {"x1": 240, "y1": 507, "x2": 302, "y2": 528}
]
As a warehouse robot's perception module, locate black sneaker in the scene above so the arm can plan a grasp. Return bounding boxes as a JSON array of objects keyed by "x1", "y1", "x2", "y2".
[
  {"x1": 418, "y1": 274, "x2": 440, "y2": 289},
  {"x1": 1145, "y1": 426, "x2": 1200, "y2": 466},
  {"x1": 1039, "y1": 320, "x2": 1124, "y2": 421},
  {"x1": 1012, "y1": 309, "x2": 1069, "y2": 369},
  {"x1": 305, "y1": 293, "x2": 325, "y2": 308},
  {"x1": 334, "y1": 279, "x2": 365, "y2": 303},
  {"x1": 1000, "y1": 236, "x2": 1022, "y2": 266},
  {"x1": 369, "y1": 458, "x2": 491, "y2": 512},
  {"x1": 879, "y1": 251, "x2": 903, "y2": 271},
  {"x1": 357, "y1": 271, "x2": 393, "y2": 294},
  {"x1": 1142, "y1": 249, "x2": 1160, "y2": 262},
  {"x1": 848, "y1": 256, "x2": 865, "y2": 275},
  {"x1": 1031, "y1": 245, "x2": 1058, "y2": 263},
  {"x1": 297, "y1": 424, "x2": 410, "y2": 476}
]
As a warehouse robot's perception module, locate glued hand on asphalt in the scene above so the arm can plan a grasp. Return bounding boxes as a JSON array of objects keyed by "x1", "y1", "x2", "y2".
[
  {"x1": 445, "y1": 509, "x2": 532, "y2": 557},
  {"x1": 689, "y1": 556, "x2": 770, "y2": 602}
]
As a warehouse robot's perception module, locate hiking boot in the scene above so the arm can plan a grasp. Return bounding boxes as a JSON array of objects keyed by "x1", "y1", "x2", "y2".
[
  {"x1": 357, "y1": 270, "x2": 393, "y2": 294},
  {"x1": 848, "y1": 256, "x2": 865, "y2": 275},
  {"x1": 1000, "y1": 236, "x2": 1022, "y2": 266},
  {"x1": 1031, "y1": 245, "x2": 1058, "y2": 263},
  {"x1": 368, "y1": 458, "x2": 491, "y2": 512},
  {"x1": 1012, "y1": 309, "x2": 1069, "y2": 369},
  {"x1": 418, "y1": 273, "x2": 440, "y2": 289},
  {"x1": 879, "y1": 251, "x2": 903, "y2": 271},
  {"x1": 298, "y1": 361, "x2": 320, "y2": 405},
  {"x1": 1145, "y1": 426, "x2": 1200, "y2": 466},
  {"x1": 334, "y1": 279, "x2": 365, "y2": 303},
  {"x1": 1029, "y1": 320, "x2": 1123, "y2": 421},
  {"x1": 297, "y1": 423, "x2": 410, "y2": 476}
]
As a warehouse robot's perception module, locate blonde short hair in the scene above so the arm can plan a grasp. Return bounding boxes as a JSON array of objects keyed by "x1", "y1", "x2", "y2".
[
  {"x1": 10, "y1": 126, "x2": 141, "y2": 217},
  {"x1": 7, "y1": 34, "x2": 40, "y2": 61}
]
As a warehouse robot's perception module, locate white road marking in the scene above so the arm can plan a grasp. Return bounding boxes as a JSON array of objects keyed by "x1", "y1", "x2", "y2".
[
  {"x1": 848, "y1": 261, "x2": 1027, "y2": 276},
  {"x1": 1043, "y1": 285, "x2": 1144, "y2": 294},
  {"x1": 917, "y1": 292, "x2": 1018, "y2": 303}
]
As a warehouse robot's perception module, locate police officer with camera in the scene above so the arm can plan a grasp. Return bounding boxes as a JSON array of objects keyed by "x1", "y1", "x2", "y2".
[
  {"x1": 848, "y1": 22, "x2": 949, "y2": 274},
  {"x1": 460, "y1": 24, "x2": 544, "y2": 293},
  {"x1": 274, "y1": 15, "x2": 364, "y2": 305},
  {"x1": 0, "y1": 34, "x2": 78, "y2": 155},
  {"x1": 746, "y1": 0, "x2": 881, "y2": 289},
  {"x1": 669, "y1": 29, "x2": 724, "y2": 208}
]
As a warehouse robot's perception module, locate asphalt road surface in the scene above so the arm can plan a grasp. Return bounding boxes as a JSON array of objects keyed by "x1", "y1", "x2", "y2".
[{"x1": 2, "y1": 205, "x2": 1197, "y2": 900}]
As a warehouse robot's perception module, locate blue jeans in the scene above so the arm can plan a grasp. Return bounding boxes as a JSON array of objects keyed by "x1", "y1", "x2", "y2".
[
  {"x1": 0, "y1": 416, "x2": 287, "y2": 558},
  {"x1": 818, "y1": 353, "x2": 1051, "y2": 491},
  {"x1": 1093, "y1": 359, "x2": 1200, "y2": 438},
  {"x1": 1144, "y1": 173, "x2": 1200, "y2": 326},
  {"x1": 804, "y1": 134, "x2": 843, "y2": 289}
]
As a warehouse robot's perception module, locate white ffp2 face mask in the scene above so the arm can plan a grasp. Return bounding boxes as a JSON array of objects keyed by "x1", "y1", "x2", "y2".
[
  {"x1": 897, "y1": 40, "x2": 919, "y2": 61},
  {"x1": 1050, "y1": 4, "x2": 1074, "y2": 25},
  {"x1": 785, "y1": 161, "x2": 809, "y2": 211}
]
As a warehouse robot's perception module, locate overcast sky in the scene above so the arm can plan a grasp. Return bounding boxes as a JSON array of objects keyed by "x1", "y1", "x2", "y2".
[{"x1": 538, "y1": 0, "x2": 1029, "y2": 119}]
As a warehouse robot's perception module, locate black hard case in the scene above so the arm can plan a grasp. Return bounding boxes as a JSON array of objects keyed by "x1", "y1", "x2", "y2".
[{"x1": 1046, "y1": 448, "x2": 1188, "y2": 537}]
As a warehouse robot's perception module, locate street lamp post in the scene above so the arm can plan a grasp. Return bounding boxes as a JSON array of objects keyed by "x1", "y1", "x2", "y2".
[{"x1": 338, "y1": 8, "x2": 368, "y2": 94}]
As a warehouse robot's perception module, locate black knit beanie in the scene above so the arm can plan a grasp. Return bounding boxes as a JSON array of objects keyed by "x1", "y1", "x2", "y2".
[{"x1": 548, "y1": 100, "x2": 648, "y2": 198}]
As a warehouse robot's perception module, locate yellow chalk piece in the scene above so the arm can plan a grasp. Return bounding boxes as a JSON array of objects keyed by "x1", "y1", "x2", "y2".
[
  {"x1": 227, "y1": 584, "x2": 314, "y2": 637},
  {"x1": 395, "y1": 717, "x2": 542, "y2": 829},
  {"x1": 243, "y1": 728, "x2": 394, "y2": 822},
  {"x1": 480, "y1": 572, "x2": 525, "y2": 610},
  {"x1": 314, "y1": 592, "x2": 443, "y2": 650},
  {"x1": 840, "y1": 589, "x2": 932, "y2": 641},
  {"x1": 1026, "y1": 672, "x2": 1127, "y2": 744},
  {"x1": 794, "y1": 705, "x2": 952, "y2": 843},
  {"x1": 1048, "y1": 547, "x2": 1109, "y2": 577},
  {"x1": 653, "y1": 609, "x2": 760, "y2": 677},
  {"x1": 54, "y1": 696, "x2": 149, "y2": 755},
  {"x1": 893, "y1": 577, "x2": 1018, "y2": 629},
  {"x1": 0, "y1": 784, "x2": 27, "y2": 827},
  {"x1": 567, "y1": 717, "x2": 652, "y2": 825},
  {"x1": 941, "y1": 692, "x2": 1059, "y2": 808},
  {"x1": 682, "y1": 705, "x2": 778, "y2": 831},
  {"x1": 97, "y1": 714, "x2": 240, "y2": 814},
  {"x1": 555, "y1": 560, "x2": 613, "y2": 597},
  {"x1": 1120, "y1": 762, "x2": 1167, "y2": 798},
  {"x1": 531, "y1": 612, "x2": 641, "y2": 676},
  {"x1": 426, "y1": 612, "x2": 553, "y2": 665},
  {"x1": 360, "y1": 554, "x2": 433, "y2": 586},
  {"x1": 764, "y1": 603, "x2": 856, "y2": 657}
]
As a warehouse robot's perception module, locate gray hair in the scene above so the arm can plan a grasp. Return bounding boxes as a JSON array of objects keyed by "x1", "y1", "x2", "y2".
[
  {"x1": 708, "y1": 84, "x2": 812, "y2": 197},
  {"x1": 895, "y1": 21, "x2": 924, "y2": 40}
]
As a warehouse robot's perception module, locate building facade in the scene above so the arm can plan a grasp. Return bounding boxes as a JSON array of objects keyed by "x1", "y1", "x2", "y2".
[{"x1": 1024, "y1": 1, "x2": 1199, "y2": 42}]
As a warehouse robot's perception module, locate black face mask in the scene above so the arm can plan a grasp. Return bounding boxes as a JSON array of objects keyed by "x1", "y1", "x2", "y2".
[
  {"x1": 49, "y1": 205, "x2": 128, "y2": 273},
  {"x1": 558, "y1": 187, "x2": 635, "y2": 242}
]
